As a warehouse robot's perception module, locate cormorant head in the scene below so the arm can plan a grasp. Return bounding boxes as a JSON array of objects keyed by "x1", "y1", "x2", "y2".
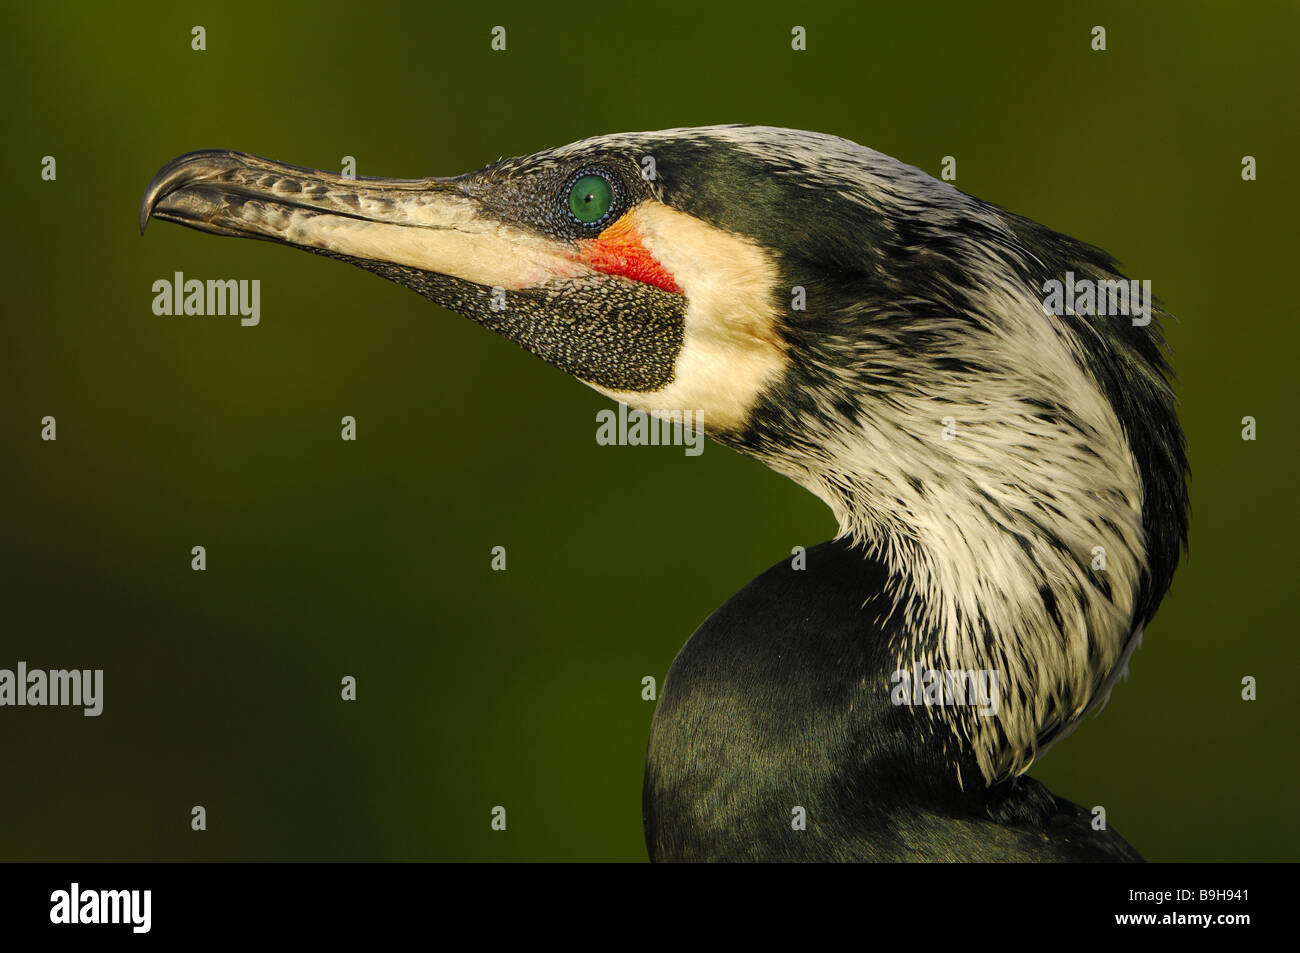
[{"x1": 141, "y1": 125, "x2": 1189, "y2": 784}]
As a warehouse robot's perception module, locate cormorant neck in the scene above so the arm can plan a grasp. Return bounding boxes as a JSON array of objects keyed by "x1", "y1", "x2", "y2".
[{"x1": 728, "y1": 276, "x2": 1153, "y2": 780}]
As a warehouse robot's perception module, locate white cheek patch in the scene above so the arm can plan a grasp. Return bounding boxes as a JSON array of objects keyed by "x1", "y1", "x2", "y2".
[{"x1": 589, "y1": 202, "x2": 789, "y2": 434}]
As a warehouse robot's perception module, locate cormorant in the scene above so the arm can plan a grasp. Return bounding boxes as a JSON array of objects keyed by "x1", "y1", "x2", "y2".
[{"x1": 140, "y1": 126, "x2": 1189, "y2": 862}]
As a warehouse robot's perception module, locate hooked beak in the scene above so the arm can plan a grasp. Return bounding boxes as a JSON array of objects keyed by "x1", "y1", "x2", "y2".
[{"x1": 139, "y1": 150, "x2": 587, "y2": 290}]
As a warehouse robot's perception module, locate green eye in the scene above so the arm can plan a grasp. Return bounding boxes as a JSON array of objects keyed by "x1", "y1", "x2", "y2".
[{"x1": 567, "y1": 174, "x2": 614, "y2": 225}]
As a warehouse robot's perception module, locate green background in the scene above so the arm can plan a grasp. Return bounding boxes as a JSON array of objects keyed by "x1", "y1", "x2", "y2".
[{"x1": 2, "y1": 1, "x2": 1295, "y2": 862}]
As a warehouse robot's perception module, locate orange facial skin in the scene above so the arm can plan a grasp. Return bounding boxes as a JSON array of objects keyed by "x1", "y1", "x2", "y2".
[{"x1": 578, "y1": 212, "x2": 683, "y2": 295}]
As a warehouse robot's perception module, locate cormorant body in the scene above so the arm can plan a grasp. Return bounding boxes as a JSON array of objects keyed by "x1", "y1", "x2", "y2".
[
  {"x1": 139, "y1": 126, "x2": 1188, "y2": 862},
  {"x1": 646, "y1": 539, "x2": 1143, "y2": 862}
]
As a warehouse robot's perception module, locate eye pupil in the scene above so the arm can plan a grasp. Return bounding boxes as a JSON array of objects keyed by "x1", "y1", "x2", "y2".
[{"x1": 568, "y1": 174, "x2": 613, "y2": 225}]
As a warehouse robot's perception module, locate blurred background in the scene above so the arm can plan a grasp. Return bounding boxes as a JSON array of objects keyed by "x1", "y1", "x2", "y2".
[{"x1": 1, "y1": 0, "x2": 1295, "y2": 861}]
